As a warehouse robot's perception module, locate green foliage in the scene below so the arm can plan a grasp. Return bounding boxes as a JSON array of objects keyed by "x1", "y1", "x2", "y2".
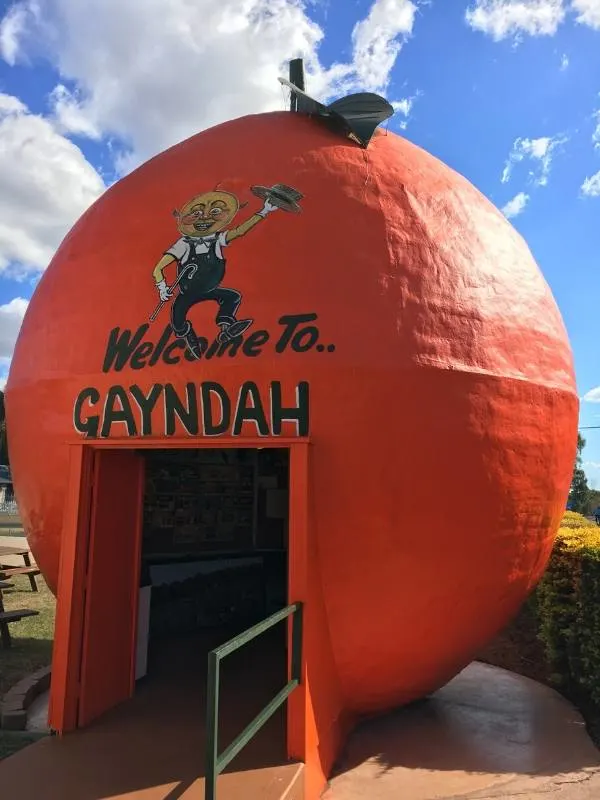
[
  {"x1": 570, "y1": 469, "x2": 590, "y2": 513},
  {"x1": 536, "y1": 515, "x2": 600, "y2": 703},
  {"x1": 587, "y1": 489, "x2": 600, "y2": 517},
  {"x1": 568, "y1": 433, "x2": 591, "y2": 513}
]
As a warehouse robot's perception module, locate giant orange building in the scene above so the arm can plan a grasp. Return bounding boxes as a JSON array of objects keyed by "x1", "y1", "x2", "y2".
[{"x1": 5, "y1": 63, "x2": 578, "y2": 799}]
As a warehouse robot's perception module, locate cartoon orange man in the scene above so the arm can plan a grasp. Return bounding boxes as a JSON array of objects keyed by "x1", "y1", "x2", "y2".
[{"x1": 152, "y1": 184, "x2": 302, "y2": 359}]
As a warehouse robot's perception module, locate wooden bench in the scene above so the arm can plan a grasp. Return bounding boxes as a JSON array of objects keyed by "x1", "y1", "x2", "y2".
[
  {"x1": 0, "y1": 609, "x2": 40, "y2": 648},
  {"x1": 0, "y1": 566, "x2": 40, "y2": 592},
  {"x1": 0, "y1": 584, "x2": 39, "y2": 648}
]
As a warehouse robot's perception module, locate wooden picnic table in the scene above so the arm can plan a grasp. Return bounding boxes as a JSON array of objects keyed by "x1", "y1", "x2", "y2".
[
  {"x1": 0, "y1": 544, "x2": 39, "y2": 591},
  {"x1": 0, "y1": 544, "x2": 31, "y2": 559},
  {"x1": 0, "y1": 575, "x2": 39, "y2": 648}
]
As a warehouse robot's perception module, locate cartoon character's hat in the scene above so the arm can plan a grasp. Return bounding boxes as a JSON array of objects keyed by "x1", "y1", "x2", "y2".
[{"x1": 251, "y1": 183, "x2": 303, "y2": 213}]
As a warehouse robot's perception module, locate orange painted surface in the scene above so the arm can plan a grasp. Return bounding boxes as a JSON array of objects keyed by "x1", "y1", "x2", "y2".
[
  {"x1": 5, "y1": 111, "x2": 578, "y2": 795},
  {"x1": 78, "y1": 449, "x2": 144, "y2": 727},
  {"x1": 47, "y1": 444, "x2": 94, "y2": 733}
]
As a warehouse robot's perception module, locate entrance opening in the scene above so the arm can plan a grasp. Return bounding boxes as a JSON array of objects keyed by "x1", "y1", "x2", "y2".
[{"x1": 135, "y1": 447, "x2": 291, "y2": 774}]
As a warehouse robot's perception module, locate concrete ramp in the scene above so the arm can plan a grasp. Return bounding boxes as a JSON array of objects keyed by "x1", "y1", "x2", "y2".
[
  {"x1": 0, "y1": 736, "x2": 303, "y2": 799},
  {"x1": 0, "y1": 628, "x2": 301, "y2": 799}
]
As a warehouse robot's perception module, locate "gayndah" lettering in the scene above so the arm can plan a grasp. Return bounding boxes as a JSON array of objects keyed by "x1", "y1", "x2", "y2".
[{"x1": 73, "y1": 381, "x2": 310, "y2": 439}]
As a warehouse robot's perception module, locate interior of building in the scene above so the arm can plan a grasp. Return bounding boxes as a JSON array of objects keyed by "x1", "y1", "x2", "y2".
[{"x1": 133, "y1": 447, "x2": 291, "y2": 763}]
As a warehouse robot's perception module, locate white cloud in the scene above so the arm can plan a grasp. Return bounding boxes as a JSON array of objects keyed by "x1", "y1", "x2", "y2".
[
  {"x1": 584, "y1": 386, "x2": 600, "y2": 402},
  {"x1": 0, "y1": 1, "x2": 34, "y2": 66},
  {"x1": 581, "y1": 169, "x2": 600, "y2": 196},
  {"x1": 560, "y1": 52, "x2": 569, "y2": 69},
  {"x1": 465, "y1": 0, "x2": 600, "y2": 39},
  {"x1": 592, "y1": 105, "x2": 600, "y2": 148},
  {"x1": 501, "y1": 134, "x2": 567, "y2": 187},
  {"x1": 351, "y1": 0, "x2": 416, "y2": 91},
  {"x1": 501, "y1": 191, "x2": 530, "y2": 217},
  {"x1": 0, "y1": 92, "x2": 105, "y2": 276},
  {"x1": 392, "y1": 94, "x2": 419, "y2": 129},
  {"x1": 50, "y1": 84, "x2": 102, "y2": 140},
  {"x1": 465, "y1": 0, "x2": 566, "y2": 41},
  {"x1": 579, "y1": 99, "x2": 600, "y2": 196},
  {"x1": 572, "y1": 0, "x2": 600, "y2": 29},
  {"x1": 0, "y1": 0, "x2": 421, "y2": 172},
  {"x1": 0, "y1": 297, "x2": 28, "y2": 385}
]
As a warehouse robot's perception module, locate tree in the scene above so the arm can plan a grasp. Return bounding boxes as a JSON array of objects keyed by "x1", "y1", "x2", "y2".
[
  {"x1": 569, "y1": 432, "x2": 590, "y2": 514},
  {"x1": 586, "y1": 488, "x2": 600, "y2": 517}
]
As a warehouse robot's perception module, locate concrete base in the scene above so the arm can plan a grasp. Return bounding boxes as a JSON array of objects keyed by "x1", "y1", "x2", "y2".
[
  {"x1": 4, "y1": 657, "x2": 600, "y2": 799},
  {"x1": 26, "y1": 691, "x2": 50, "y2": 733},
  {"x1": 325, "y1": 662, "x2": 600, "y2": 799}
]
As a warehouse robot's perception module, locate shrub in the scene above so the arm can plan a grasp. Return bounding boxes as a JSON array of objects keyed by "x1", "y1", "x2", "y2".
[
  {"x1": 560, "y1": 511, "x2": 595, "y2": 529},
  {"x1": 535, "y1": 514, "x2": 600, "y2": 702}
]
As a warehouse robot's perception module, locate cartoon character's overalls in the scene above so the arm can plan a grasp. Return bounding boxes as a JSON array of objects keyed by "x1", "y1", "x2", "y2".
[{"x1": 172, "y1": 237, "x2": 244, "y2": 346}]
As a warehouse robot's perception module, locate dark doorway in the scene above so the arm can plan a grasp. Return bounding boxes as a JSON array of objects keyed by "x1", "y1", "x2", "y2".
[{"x1": 134, "y1": 447, "x2": 291, "y2": 771}]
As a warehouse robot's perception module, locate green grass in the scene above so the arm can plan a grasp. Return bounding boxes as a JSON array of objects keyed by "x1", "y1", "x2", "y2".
[
  {"x1": 0, "y1": 574, "x2": 55, "y2": 698},
  {"x1": 0, "y1": 574, "x2": 55, "y2": 760}
]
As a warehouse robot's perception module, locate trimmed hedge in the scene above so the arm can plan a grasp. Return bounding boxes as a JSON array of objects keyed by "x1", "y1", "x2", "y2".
[{"x1": 535, "y1": 512, "x2": 600, "y2": 703}]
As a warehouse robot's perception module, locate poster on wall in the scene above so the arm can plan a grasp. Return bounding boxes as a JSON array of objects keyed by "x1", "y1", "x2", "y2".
[{"x1": 143, "y1": 454, "x2": 256, "y2": 554}]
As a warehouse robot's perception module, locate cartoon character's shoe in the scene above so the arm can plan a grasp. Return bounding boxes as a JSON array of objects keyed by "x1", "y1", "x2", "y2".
[
  {"x1": 183, "y1": 331, "x2": 203, "y2": 360},
  {"x1": 218, "y1": 319, "x2": 253, "y2": 343}
]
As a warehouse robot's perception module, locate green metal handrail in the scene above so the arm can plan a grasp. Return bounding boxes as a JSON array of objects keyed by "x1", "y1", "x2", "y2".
[{"x1": 205, "y1": 602, "x2": 303, "y2": 800}]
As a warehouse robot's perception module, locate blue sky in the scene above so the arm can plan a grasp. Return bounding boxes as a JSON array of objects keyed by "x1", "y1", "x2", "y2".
[{"x1": 0, "y1": 0, "x2": 598, "y2": 483}]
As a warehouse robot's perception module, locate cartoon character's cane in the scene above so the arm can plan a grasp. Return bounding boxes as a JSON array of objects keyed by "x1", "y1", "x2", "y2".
[{"x1": 149, "y1": 264, "x2": 197, "y2": 323}]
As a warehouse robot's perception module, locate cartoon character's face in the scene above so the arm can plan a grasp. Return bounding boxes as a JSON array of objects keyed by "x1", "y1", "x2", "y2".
[{"x1": 174, "y1": 191, "x2": 239, "y2": 237}]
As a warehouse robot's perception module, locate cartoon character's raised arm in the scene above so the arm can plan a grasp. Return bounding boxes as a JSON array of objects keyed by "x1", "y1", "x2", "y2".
[{"x1": 225, "y1": 198, "x2": 278, "y2": 242}]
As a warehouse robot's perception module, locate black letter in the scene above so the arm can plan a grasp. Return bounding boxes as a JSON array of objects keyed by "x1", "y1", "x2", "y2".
[
  {"x1": 275, "y1": 313, "x2": 318, "y2": 353},
  {"x1": 130, "y1": 342, "x2": 154, "y2": 370},
  {"x1": 201, "y1": 382, "x2": 231, "y2": 436},
  {"x1": 130, "y1": 384, "x2": 163, "y2": 435},
  {"x1": 242, "y1": 330, "x2": 270, "y2": 357},
  {"x1": 163, "y1": 339, "x2": 183, "y2": 365},
  {"x1": 102, "y1": 325, "x2": 149, "y2": 373},
  {"x1": 149, "y1": 326, "x2": 173, "y2": 366},
  {"x1": 292, "y1": 327, "x2": 318, "y2": 352},
  {"x1": 73, "y1": 387, "x2": 100, "y2": 438},
  {"x1": 204, "y1": 338, "x2": 220, "y2": 360},
  {"x1": 232, "y1": 382, "x2": 269, "y2": 436},
  {"x1": 164, "y1": 383, "x2": 199, "y2": 436},
  {"x1": 216, "y1": 337, "x2": 243, "y2": 358},
  {"x1": 101, "y1": 386, "x2": 137, "y2": 437},
  {"x1": 271, "y1": 381, "x2": 309, "y2": 436}
]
